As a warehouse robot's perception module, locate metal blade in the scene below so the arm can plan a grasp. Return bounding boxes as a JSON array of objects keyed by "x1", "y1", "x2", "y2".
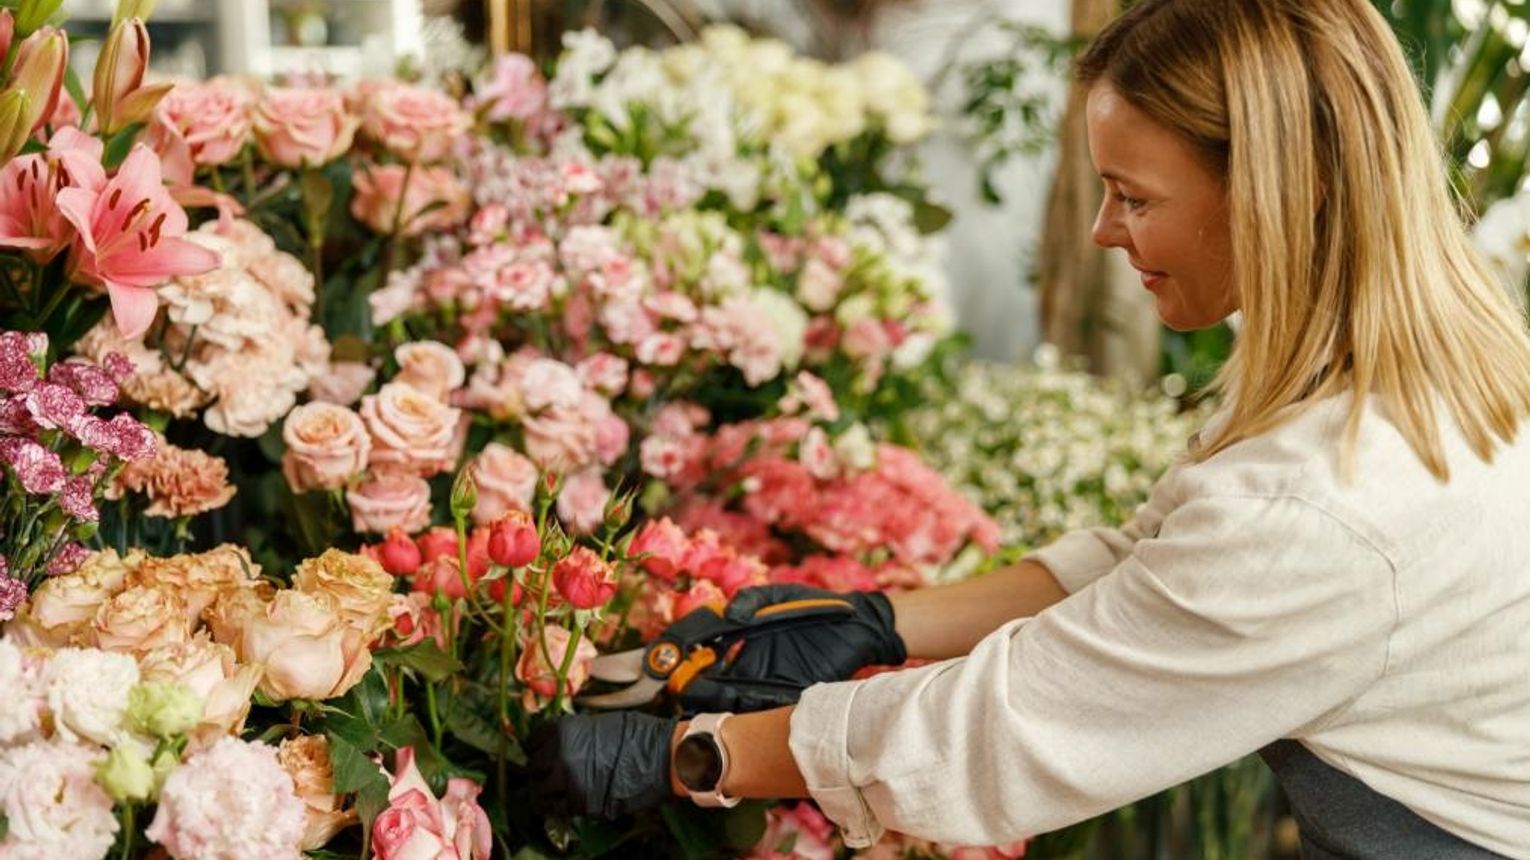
[
  {"x1": 588, "y1": 648, "x2": 646, "y2": 683},
  {"x1": 577, "y1": 676, "x2": 665, "y2": 709}
]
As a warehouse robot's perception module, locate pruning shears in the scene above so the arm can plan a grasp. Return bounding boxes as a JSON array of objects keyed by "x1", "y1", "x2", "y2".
[{"x1": 577, "y1": 596, "x2": 857, "y2": 710}]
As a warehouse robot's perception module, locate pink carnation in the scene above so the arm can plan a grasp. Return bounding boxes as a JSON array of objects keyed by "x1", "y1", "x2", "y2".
[{"x1": 146, "y1": 737, "x2": 306, "y2": 860}]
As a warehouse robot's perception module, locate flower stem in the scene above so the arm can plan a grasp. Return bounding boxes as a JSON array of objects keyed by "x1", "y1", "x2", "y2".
[
  {"x1": 376, "y1": 160, "x2": 416, "y2": 309},
  {"x1": 118, "y1": 804, "x2": 134, "y2": 860}
]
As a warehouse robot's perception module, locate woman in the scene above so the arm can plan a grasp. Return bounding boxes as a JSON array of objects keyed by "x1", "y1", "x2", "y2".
[{"x1": 529, "y1": 1, "x2": 1530, "y2": 856}]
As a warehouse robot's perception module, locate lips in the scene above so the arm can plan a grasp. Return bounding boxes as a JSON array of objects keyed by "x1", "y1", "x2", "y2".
[{"x1": 1134, "y1": 266, "x2": 1167, "y2": 289}]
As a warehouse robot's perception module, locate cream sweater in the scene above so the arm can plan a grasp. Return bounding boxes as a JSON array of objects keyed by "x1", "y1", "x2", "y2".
[{"x1": 790, "y1": 393, "x2": 1530, "y2": 856}]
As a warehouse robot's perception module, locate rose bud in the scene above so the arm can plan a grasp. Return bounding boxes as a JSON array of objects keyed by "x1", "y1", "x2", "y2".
[
  {"x1": 551, "y1": 546, "x2": 617, "y2": 610},
  {"x1": 465, "y1": 527, "x2": 491, "y2": 578},
  {"x1": 412, "y1": 555, "x2": 470, "y2": 601},
  {"x1": 414, "y1": 527, "x2": 458, "y2": 564},
  {"x1": 377, "y1": 527, "x2": 422, "y2": 576},
  {"x1": 487, "y1": 510, "x2": 539, "y2": 569},
  {"x1": 487, "y1": 576, "x2": 523, "y2": 607}
]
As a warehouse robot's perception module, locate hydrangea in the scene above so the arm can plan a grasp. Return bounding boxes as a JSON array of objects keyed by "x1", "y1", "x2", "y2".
[
  {"x1": 145, "y1": 737, "x2": 307, "y2": 860},
  {"x1": 0, "y1": 739, "x2": 119, "y2": 860}
]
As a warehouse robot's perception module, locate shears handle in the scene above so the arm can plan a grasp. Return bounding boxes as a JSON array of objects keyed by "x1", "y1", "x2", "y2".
[{"x1": 640, "y1": 597, "x2": 856, "y2": 683}]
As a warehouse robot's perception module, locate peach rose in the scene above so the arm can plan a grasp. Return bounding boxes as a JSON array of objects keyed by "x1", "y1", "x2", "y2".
[
  {"x1": 203, "y1": 582, "x2": 277, "y2": 652},
  {"x1": 292, "y1": 549, "x2": 394, "y2": 640},
  {"x1": 252, "y1": 86, "x2": 359, "y2": 169},
  {"x1": 150, "y1": 77, "x2": 252, "y2": 167},
  {"x1": 467, "y1": 442, "x2": 538, "y2": 525},
  {"x1": 139, "y1": 632, "x2": 262, "y2": 749},
  {"x1": 12, "y1": 550, "x2": 140, "y2": 646},
  {"x1": 308, "y1": 360, "x2": 376, "y2": 407},
  {"x1": 282, "y1": 402, "x2": 372, "y2": 493},
  {"x1": 346, "y1": 470, "x2": 433, "y2": 535},
  {"x1": 236, "y1": 589, "x2": 372, "y2": 702},
  {"x1": 127, "y1": 544, "x2": 262, "y2": 626},
  {"x1": 361, "y1": 383, "x2": 461, "y2": 476},
  {"x1": 516, "y1": 624, "x2": 597, "y2": 711},
  {"x1": 351, "y1": 164, "x2": 470, "y2": 237},
  {"x1": 278, "y1": 734, "x2": 358, "y2": 851},
  {"x1": 90, "y1": 585, "x2": 191, "y2": 657},
  {"x1": 393, "y1": 341, "x2": 465, "y2": 402},
  {"x1": 358, "y1": 81, "x2": 470, "y2": 164}
]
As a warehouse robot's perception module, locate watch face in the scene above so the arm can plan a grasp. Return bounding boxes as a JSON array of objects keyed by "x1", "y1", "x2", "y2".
[{"x1": 675, "y1": 733, "x2": 723, "y2": 792}]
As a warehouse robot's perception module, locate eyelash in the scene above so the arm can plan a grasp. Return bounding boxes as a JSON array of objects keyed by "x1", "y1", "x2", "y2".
[{"x1": 1114, "y1": 192, "x2": 1146, "y2": 212}]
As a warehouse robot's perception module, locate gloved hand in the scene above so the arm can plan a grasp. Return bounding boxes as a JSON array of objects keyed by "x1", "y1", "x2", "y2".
[
  {"x1": 526, "y1": 711, "x2": 679, "y2": 820},
  {"x1": 677, "y1": 583, "x2": 906, "y2": 713}
]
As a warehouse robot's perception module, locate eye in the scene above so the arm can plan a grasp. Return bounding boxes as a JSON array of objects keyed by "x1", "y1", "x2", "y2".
[{"x1": 1114, "y1": 192, "x2": 1147, "y2": 212}]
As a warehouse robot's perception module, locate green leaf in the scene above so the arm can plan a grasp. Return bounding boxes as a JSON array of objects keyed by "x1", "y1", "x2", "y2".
[
  {"x1": 441, "y1": 688, "x2": 517, "y2": 761},
  {"x1": 659, "y1": 803, "x2": 722, "y2": 860},
  {"x1": 0, "y1": 810, "x2": 8, "y2": 841},
  {"x1": 373, "y1": 640, "x2": 464, "y2": 683},
  {"x1": 353, "y1": 665, "x2": 392, "y2": 727},
  {"x1": 323, "y1": 710, "x2": 380, "y2": 754},
  {"x1": 326, "y1": 731, "x2": 385, "y2": 795},
  {"x1": 102, "y1": 123, "x2": 145, "y2": 170},
  {"x1": 721, "y1": 801, "x2": 770, "y2": 851},
  {"x1": 356, "y1": 773, "x2": 391, "y2": 840},
  {"x1": 912, "y1": 199, "x2": 955, "y2": 233},
  {"x1": 511, "y1": 848, "x2": 555, "y2": 860}
]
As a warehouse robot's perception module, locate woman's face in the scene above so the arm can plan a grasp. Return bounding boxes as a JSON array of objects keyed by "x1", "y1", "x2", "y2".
[{"x1": 1086, "y1": 83, "x2": 1237, "y2": 331}]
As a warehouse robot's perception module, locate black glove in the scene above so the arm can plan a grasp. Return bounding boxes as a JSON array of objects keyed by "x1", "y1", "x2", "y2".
[
  {"x1": 526, "y1": 711, "x2": 679, "y2": 820},
  {"x1": 677, "y1": 584, "x2": 906, "y2": 713}
]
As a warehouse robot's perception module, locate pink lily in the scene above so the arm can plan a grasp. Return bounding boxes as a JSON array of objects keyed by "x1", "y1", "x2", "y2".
[
  {"x1": 57, "y1": 144, "x2": 219, "y2": 339},
  {"x1": 0, "y1": 127, "x2": 107, "y2": 262}
]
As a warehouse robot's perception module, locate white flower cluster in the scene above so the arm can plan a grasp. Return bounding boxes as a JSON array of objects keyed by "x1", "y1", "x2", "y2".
[
  {"x1": 901, "y1": 353, "x2": 1211, "y2": 548},
  {"x1": 1473, "y1": 190, "x2": 1530, "y2": 301}
]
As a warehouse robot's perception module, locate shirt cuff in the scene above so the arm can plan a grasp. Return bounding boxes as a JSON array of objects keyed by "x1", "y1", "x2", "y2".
[
  {"x1": 789, "y1": 680, "x2": 886, "y2": 849},
  {"x1": 1024, "y1": 530, "x2": 1123, "y2": 593}
]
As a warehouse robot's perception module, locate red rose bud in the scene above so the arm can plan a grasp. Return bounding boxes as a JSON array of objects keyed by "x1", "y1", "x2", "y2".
[
  {"x1": 551, "y1": 546, "x2": 617, "y2": 609},
  {"x1": 414, "y1": 527, "x2": 459, "y2": 564},
  {"x1": 487, "y1": 510, "x2": 540, "y2": 568},
  {"x1": 377, "y1": 526, "x2": 422, "y2": 576},
  {"x1": 628, "y1": 517, "x2": 689, "y2": 581},
  {"x1": 487, "y1": 575, "x2": 524, "y2": 607},
  {"x1": 603, "y1": 490, "x2": 634, "y2": 531},
  {"x1": 412, "y1": 554, "x2": 469, "y2": 600}
]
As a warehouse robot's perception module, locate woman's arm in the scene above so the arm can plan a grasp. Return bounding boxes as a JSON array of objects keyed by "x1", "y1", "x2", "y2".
[
  {"x1": 669, "y1": 707, "x2": 805, "y2": 799},
  {"x1": 890, "y1": 559, "x2": 1068, "y2": 660}
]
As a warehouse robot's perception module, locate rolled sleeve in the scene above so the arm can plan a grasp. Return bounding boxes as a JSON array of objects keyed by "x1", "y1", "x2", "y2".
[{"x1": 790, "y1": 492, "x2": 1397, "y2": 846}]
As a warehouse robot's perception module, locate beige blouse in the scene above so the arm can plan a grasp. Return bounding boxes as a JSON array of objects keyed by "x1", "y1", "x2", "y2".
[{"x1": 789, "y1": 393, "x2": 1530, "y2": 857}]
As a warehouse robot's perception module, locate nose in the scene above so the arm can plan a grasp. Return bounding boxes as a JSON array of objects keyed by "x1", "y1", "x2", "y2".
[{"x1": 1091, "y1": 197, "x2": 1127, "y2": 249}]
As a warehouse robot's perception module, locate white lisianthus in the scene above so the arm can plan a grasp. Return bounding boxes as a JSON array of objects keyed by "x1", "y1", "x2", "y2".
[
  {"x1": 833, "y1": 423, "x2": 878, "y2": 472},
  {"x1": 1473, "y1": 191, "x2": 1530, "y2": 299},
  {"x1": 549, "y1": 29, "x2": 617, "y2": 110},
  {"x1": 43, "y1": 648, "x2": 141, "y2": 747},
  {"x1": 0, "y1": 638, "x2": 45, "y2": 745},
  {"x1": 748, "y1": 288, "x2": 809, "y2": 370},
  {"x1": 0, "y1": 739, "x2": 119, "y2": 860}
]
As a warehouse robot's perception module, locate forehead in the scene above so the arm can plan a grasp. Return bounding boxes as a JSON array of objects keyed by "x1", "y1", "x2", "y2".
[{"x1": 1085, "y1": 83, "x2": 1207, "y2": 183}]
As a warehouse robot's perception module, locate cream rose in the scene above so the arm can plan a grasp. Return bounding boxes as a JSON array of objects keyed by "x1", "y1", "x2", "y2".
[
  {"x1": 15, "y1": 550, "x2": 140, "y2": 646},
  {"x1": 139, "y1": 632, "x2": 263, "y2": 749},
  {"x1": 282, "y1": 402, "x2": 372, "y2": 493},
  {"x1": 361, "y1": 383, "x2": 461, "y2": 476},
  {"x1": 393, "y1": 340, "x2": 466, "y2": 402},
  {"x1": 90, "y1": 586, "x2": 191, "y2": 657},
  {"x1": 235, "y1": 590, "x2": 372, "y2": 702},
  {"x1": 277, "y1": 734, "x2": 358, "y2": 851},
  {"x1": 292, "y1": 549, "x2": 394, "y2": 639},
  {"x1": 346, "y1": 470, "x2": 433, "y2": 535}
]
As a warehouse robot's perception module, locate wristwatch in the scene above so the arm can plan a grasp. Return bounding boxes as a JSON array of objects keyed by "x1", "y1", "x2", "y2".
[{"x1": 673, "y1": 712, "x2": 741, "y2": 808}]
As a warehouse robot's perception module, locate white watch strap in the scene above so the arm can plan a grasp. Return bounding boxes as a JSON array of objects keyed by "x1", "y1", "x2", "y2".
[{"x1": 682, "y1": 712, "x2": 740, "y2": 808}]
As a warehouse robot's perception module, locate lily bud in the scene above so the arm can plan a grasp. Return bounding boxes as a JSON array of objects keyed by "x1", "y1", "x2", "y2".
[
  {"x1": 112, "y1": 0, "x2": 157, "y2": 27},
  {"x1": 93, "y1": 18, "x2": 172, "y2": 135},
  {"x1": 0, "y1": 89, "x2": 32, "y2": 162},
  {"x1": 0, "y1": 11, "x2": 15, "y2": 70},
  {"x1": 8, "y1": 26, "x2": 65, "y2": 136},
  {"x1": 13, "y1": 0, "x2": 62, "y2": 37}
]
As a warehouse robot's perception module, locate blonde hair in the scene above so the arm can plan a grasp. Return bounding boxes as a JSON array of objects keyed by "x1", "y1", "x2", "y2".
[{"x1": 1078, "y1": 0, "x2": 1530, "y2": 480}]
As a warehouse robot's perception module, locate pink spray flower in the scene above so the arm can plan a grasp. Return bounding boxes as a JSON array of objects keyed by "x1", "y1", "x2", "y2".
[{"x1": 57, "y1": 144, "x2": 221, "y2": 339}]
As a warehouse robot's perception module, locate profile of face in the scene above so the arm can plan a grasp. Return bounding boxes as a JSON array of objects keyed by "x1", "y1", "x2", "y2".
[{"x1": 1086, "y1": 83, "x2": 1238, "y2": 331}]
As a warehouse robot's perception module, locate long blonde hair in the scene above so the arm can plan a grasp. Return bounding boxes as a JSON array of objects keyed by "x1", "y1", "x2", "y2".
[{"x1": 1078, "y1": 0, "x2": 1530, "y2": 479}]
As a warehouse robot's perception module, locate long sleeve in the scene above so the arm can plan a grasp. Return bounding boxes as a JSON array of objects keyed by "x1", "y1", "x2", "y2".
[
  {"x1": 790, "y1": 492, "x2": 1398, "y2": 848},
  {"x1": 1023, "y1": 461, "x2": 1184, "y2": 593}
]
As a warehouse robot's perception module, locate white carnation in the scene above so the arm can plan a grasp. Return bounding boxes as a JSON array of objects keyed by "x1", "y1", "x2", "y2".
[
  {"x1": 0, "y1": 739, "x2": 118, "y2": 860},
  {"x1": 0, "y1": 638, "x2": 45, "y2": 745},
  {"x1": 145, "y1": 737, "x2": 306, "y2": 860}
]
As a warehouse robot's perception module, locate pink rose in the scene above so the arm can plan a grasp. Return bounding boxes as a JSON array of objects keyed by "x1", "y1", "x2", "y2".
[
  {"x1": 487, "y1": 510, "x2": 540, "y2": 568},
  {"x1": 282, "y1": 402, "x2": 371, "y2": 493},
  {"x1": 150, "y1": 77, "x2": 252, "y2": 167},
  {"x1": 628, "y1": 517, "x2": 690, "y2": 581},
  {"x1": 555, "y1": 468, "x2": 609, "y2": 536},
  {"x1": 673, "y1": 579, "x2": 726, "y2": 620},
  {"x1": 373, "y1": 747, "x2": 491, "y2": 860},
  {"x1": 467, "y1": 442, "x2": 538, "y2": 525},
  {"x1": 516, "y1": 625, "x2": 597, "y2": 709},
  {"x1": 392, "y1": 340, "x2": 464, "y2": 402},
  {"x1": 593, "y1": 414, "x2": 629, "y2": 467},
  {"x1": 347, "y1": 470, "x2": 432, "y2": 534},
  {"x1": 361, "y1": 383, "x2": 462, "y2": 476},
  {"x1": 351, "y1": 164, "x2": 471, "y2": 238},
  {"x1": 522, "y1": 405, "x2": 599, "y2": 470},
  {"x1": 551, "y1": 545, "x2": 617, "y2": 609},
  {"x1": 575, "y1": 353, "x2": 628, "y2": 397},
  {"x1": 359, "y1": 82, "x2": 471, "y2": 164},
  {"x1": 251, "y1": 86, "x2": 359, "y2": 168}
]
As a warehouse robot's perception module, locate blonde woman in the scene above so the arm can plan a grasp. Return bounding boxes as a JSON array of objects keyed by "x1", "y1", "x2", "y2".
[{"x1": 527, "y1": 1, "x2": 1530, "y2": 856}]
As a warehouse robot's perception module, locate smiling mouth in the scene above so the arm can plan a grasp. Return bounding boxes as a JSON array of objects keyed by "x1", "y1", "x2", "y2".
[{"x1": 1134, "y1": 267, "x2": 1167, "y2": 289}]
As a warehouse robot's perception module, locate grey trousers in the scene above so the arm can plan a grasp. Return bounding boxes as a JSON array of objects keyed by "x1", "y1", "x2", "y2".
[{"x1": 1259, "y1": 740, "x2": 1508, "y2": 859}]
